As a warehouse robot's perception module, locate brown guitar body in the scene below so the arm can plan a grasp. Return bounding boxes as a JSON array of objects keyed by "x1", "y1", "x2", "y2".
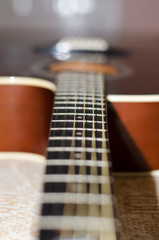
[
  {"x1": 108, "y1": 98, "x2": 159, "y2": 171},
  {"x1": 0, "y1": 77, "x2": 56, "y2": 156},
  {"x1": 0, "y1": 83, "x2": 54, "y2": 155}
]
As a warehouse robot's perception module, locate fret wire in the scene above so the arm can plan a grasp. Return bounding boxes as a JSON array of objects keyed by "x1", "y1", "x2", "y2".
[
  {"x1": 47, "y1": 147, "x2": 110, "y2": 153},
  {"x1": 50, "y1": 128, "x2": 108, "y2": 132},
  {"x1": 40, "y1": 216, "x2": 115, "y2": 232},
  {"x1": 42, "y1": 193, "x2": 112, "y2": 205},
  {"x1": 57, "y1": 78, "x2": 103, "y2": 84},
  {"x1": 56, "y1": 90, "x2": 103, "y2": 95},
  {"x1": 51, "y1": 119, "x2": 105, "y2": 124},
  {"x1": 52, "y1": 112, "x2": 104, "y2": 116},
  {"x1": 55, "y1": 96, "x2": 104, "y2": 102},
  {"x1": 57, "y1": 84, "x2": 103, "y2": 88},
  {"x1": 55, "y1": 101, "x2": 103, "y2": 105},
  {"x1": 56, "y1": 93, "x2": 102, "y2": 97},
  {"x1": 44, "y1": 174, "x2": 109, "y2": 184},
  {"x1": 49, "y1": 136, "x2": 108, "y2": 141},
  {"x1": 57, "y1": 81, "x2": 103, "y2": 85},
  {"x1": 56, "y1": 80, "x2": 102, "y2": 85},
  {"x1": 56, "y1": 94, "x2": 102, "y2": 98},
  {"x1": 55, "y1": 94, "x2": 103, "y2": 98},
  {"x1": 57, "y1": 80, "x2": 103, "y2": 84},
  {"x1": 46, "y1": 159, "x2": 109, "y2": 167},
  {"x1": 54, "y1": 106, "x2": 103, "y2": 111}
]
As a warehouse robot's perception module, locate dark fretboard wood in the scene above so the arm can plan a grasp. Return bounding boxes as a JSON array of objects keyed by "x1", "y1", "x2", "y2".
[{"x1": 39, "y1": 71, "x2": 117, "y2": 240}]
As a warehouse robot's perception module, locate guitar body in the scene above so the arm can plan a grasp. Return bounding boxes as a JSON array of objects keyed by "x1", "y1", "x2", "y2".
[
  {"x1": 0, "y1": 77, "x2": 55, "y2": 155},
  {"x1": 108, "y1": 97, "x2": 159, "y2": 171},
  {"x1": 0, "y1": 36, "x2": 159, "y2": 239},
  {"x1": 105, "y1": 42, "x2": 159, "y2": 172}
]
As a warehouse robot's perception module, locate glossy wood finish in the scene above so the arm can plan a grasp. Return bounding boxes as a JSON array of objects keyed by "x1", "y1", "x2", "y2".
[
  {"x1": 0, "y1": 81, "x2": 55, "y2": 156},
  {"x1": 108, "y1": 100, "x2": 159, "y2": 171}
]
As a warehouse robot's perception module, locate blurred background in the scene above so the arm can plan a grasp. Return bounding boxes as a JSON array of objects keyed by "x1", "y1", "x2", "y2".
[{"x1": 0, "y1": 0, "x2": 158, "y2": 44}]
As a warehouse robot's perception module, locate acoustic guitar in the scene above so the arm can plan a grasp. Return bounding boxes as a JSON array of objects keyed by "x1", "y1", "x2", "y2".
[{"x1": 0, "y1": 37, "x2": 159, "y2": 240}]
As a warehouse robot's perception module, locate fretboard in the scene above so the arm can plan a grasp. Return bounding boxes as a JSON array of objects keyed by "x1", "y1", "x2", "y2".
[{"x1": 39, "y1": 71, "x2": 117, "y2": 240}]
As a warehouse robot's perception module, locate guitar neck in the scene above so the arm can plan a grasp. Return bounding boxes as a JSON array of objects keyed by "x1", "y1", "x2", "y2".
[{"x1": 39, "y1": 71, "x2": 117, "y2": 240}]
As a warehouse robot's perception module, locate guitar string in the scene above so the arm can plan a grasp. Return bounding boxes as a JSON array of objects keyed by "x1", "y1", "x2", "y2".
[
  {"x1": 55, "y1": 75, "x2": 69, "y2": 227},
  {"x1": 49, "y1": 75, "x2": 72, "y2": 239},
  {"x1": 100, "y1": 76, "x2": 117, "y2": 240},
  {"x1": 91, "y1": 73, "x2": 114, "y2": 240},
  {"x1": 73, "y1": 72, "x2": 90, "y2": 239},
  {"x1": 74, "y1": 72, "x2": 88, "y2": 239},
  {"x1": 100, "y1": 75, "x2": 110, "y2": 240},
  {"x1": 71, "y1": 72, "x2": 89, "y2": 239},
  {"x1": 59, "y1": 72, "x2": 79, "y2": 239},
  {"x1": 84, "y1": 72, "x2": 96, "y2": 240}
]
